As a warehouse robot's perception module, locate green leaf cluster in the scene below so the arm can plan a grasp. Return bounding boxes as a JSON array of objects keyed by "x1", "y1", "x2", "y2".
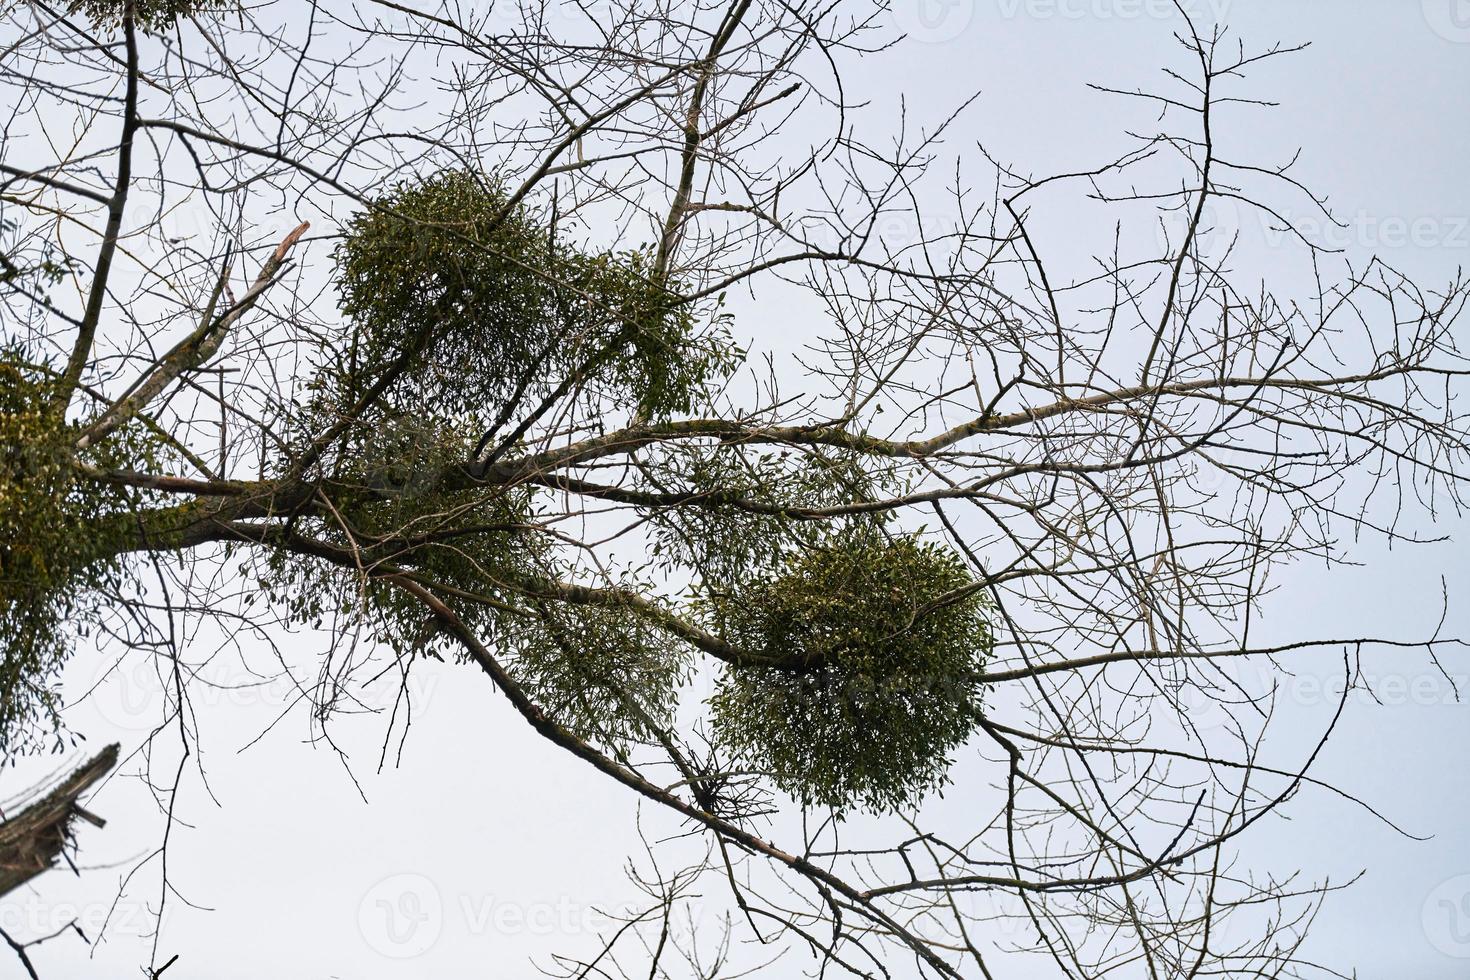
[
  {"x1": 648, "y1": 445, "x2": 897, "y2": 589},
  {"x1": 259, "y1": 412, "x2": 541, "y2": 659},
  {"x1": 260, "y1": 412, "x2": 690, "y2": 752},
  {"x1": 0, "y1": 351, "x2": 139, "y2": 754},
  {"x1": 510, "y1": 599, "x2": 691, "y2": 752},
  {"x1": 331, "y1": 169, "x2": 737, "y2": 423},
  {"x1": 708, "y1": 533, "x2": 991, "y2": 813},
  {"x1": 65, "y1": 0, "x2": 236, "y2": 31}
]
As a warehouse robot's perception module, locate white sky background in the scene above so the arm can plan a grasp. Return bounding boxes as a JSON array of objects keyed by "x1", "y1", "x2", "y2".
[{"x1": 3, "y1": 1, "x2": 1470, "y2": 977}]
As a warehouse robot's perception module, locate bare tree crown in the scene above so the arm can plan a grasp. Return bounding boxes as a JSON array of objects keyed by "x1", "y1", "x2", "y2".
[{"x1": 1, "y1": 0, "x2": 1466, "y2": 975}]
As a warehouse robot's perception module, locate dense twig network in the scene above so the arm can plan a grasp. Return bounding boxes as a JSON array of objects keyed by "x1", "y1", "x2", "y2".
[{"x1": 1, "y1": 0, "x2": 1466, "y2": 976}]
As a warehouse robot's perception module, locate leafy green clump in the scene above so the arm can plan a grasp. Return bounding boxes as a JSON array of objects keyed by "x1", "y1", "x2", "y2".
[
  {"x1": 66, "y1": 0, "x2": 235, "y2": 31},
  {"x1": 0, "y1": 353, "x2": 129, "y2": 755},
  {"x1": 258, "y1": 411, "x2": 542, "y2": 657},
  {"x1": 334, "y1": 418, "x2": 687, "y2": 746},
  {"x1": 511, "y1": 600, "x2": 691, "y2": 752},
  {"x1": 332, "y1": 169, "x2": 737, "y2": 423},
  {"x1": 708, "y1": 534, "x2": 991, "y2": 813},
  {"x1": 259, "y1": 412, "x2": 689, "y2": 752},
  {"x1": 648, "y1": 445, "x2": 900, "y2": 589}
]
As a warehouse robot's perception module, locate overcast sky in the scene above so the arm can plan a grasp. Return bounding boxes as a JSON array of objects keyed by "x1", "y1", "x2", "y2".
[{"x1": 5, "y1": 2, "x2": 1470, "y2": 978}]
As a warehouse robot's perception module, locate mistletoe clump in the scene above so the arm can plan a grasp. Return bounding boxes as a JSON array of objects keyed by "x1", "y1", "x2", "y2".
[
  {"x1": 331, "y1": 417, "x2": 689, "y2": 750},
  {"x1": 66, "y1": 0, "x2": 236, "y2": 31},
  {"x1": 709, "y1": 534, "x2": 992, "y2": 813},
  {"x1": 333, "y1": 169, "x2": 737, "y2": 423},
  {"x1": 510, "y1": 599, "x2": 692, "y2": 752},
  {"x1": 648, "y1": 445, "x2": 900, "y2": 588},
  {"x1": 260, "y1": 410, "x2": 690, "y2": 753},
  {"x1": 258, "y1": 410, "x2": 544, "y2": 658},
  {"x1": 0, "y1": 354, "x2": 132, "y2": 754}
]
